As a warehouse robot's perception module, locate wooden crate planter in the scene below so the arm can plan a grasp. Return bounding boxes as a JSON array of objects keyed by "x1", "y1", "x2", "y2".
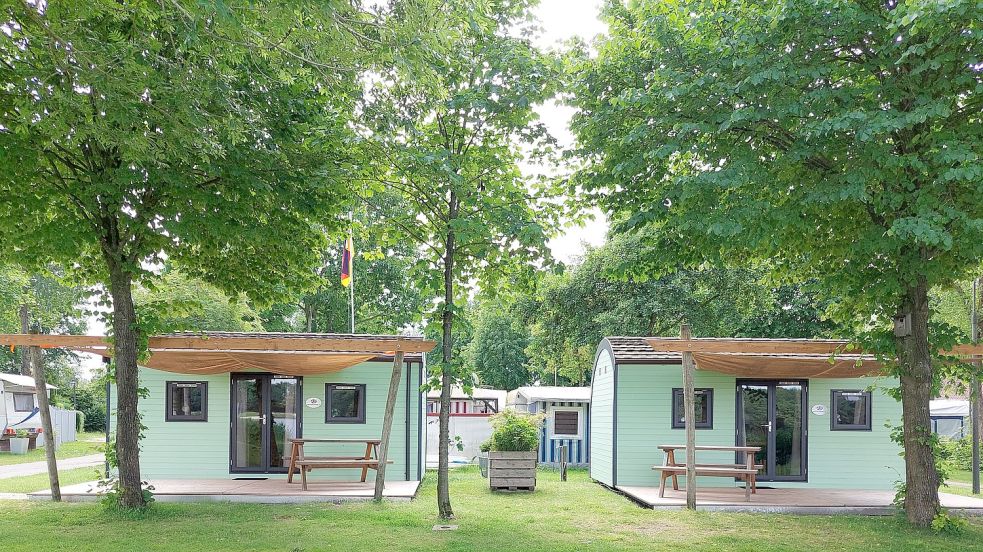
[{"x1": 488, "y1": 451, "x2": 537, "y2": 491}]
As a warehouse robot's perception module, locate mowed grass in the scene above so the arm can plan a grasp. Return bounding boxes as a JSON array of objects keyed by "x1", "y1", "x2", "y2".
[
  {"x1": 943, "y1": 469, "x2": 983, "y2": 497},
  {"x1": 0, "y1": 432, "x2": 104, "y2": 466},
  {"x1": 1, "y1": 467, "x2": 982, "y2": 551},
  {"x1": 0, "y1": 466, "x2": 102, "y2": 493}
]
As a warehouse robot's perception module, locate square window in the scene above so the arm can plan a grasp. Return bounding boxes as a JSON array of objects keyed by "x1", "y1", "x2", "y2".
[
  {"x1": 831, "y1": 390, "x2": 871, "y2": 431},
  {"x1": 552, "y1": 409, "x2": 581, "y2": 439},
  {"x1": 12, "y1": 393, "x2": 34, "y2": 412},
  {"x1": 166, "y1": 382, "x2": 207, "y2": 422},
  {"x1": 326, "y1": 384, "x2": 366, "y2": 423},
  {"x1": 672, "y1": 388, "x2": 713, "y2": 429}
]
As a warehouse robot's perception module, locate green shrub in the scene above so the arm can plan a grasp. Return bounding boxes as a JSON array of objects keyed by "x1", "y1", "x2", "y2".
[
  {"x1": 938, "y1": 436, "x2": 974, "y2": 472},
  {"x1": 488, "y1": 410, "x2": 543, "y2": 452}
]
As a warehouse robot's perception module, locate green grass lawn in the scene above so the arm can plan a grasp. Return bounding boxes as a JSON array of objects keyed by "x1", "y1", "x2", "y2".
[
  {"x1": 1, "y1": 467, "x2": 982, "y2": 551},
  {"x1": 0, "y1": 466, "x2": 101, "y2": 494},
  {"x1": 943, "y1": 469, "x2": 983, "y2": 497},
  {"x1": 0, "y1": 432, "x2": 104, "y2": 466}
]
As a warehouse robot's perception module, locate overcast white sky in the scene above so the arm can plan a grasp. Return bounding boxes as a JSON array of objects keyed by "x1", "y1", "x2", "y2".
[{"x1": 532, "y1": 0, "x2": 610, "y2": 264}]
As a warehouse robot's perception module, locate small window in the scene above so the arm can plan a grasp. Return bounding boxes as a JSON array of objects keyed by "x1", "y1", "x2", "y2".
[
  {"x1": 552, "y1": 409, "x2": 581, "y2": 439},
  {"x1": 12, "y1": 393, "x2": 34, "y2": 412},
  {"x1": 831, "y1": 390, "x2": 871, "y2": 431},
  {"x1": 166, "y1": 381, "x2": 207, "y2": 422},
  {"x1": 672, "y1": 388, "x2": 713, "y2": 429},
  {"x1": 326, "y1": 384, "x2": 366, "y2": 423},
  {"x1": 473, "y1": 399, "x2": 499, "y2": 414}
]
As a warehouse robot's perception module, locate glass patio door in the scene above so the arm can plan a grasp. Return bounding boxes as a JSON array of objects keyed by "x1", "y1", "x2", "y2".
[
  {"x1": 737, "y1": 380, "x2": 807, "y2": 481},
  {"x1": 231, "y1": 374, "x2": 301, "y2": 473}
]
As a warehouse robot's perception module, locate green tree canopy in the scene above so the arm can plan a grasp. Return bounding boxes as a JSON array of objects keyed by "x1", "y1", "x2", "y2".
[
  {"x1": 570, "y1": 0, "x2": 982, "y2": 525},
  {"x1": 463, "y1": 302, "x2": 531, "y2": 391},
  {"x1": 517, "y1": 231, "x2": 834, "y2": 385},
  {"x1": 133, "y1": 269, "x2": 262, "y2": 333},
  {"x1": 0, "y1": 0, "x2": 377, "y2": 507}
]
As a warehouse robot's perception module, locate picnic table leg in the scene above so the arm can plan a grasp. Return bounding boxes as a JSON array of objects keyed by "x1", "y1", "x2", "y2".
[
  {"x1": 360, "y1": 442, "x2": 373, "y2": 482},
  {"x1": 301, "y1": 460, "x2": 309, "y2": 491},
  {"x1": 287, "y1": 441, "x2": 298, "y2": 484},
  {"x1": 744, "y1": 474, "x2": 751, "y2": 502},
  {"x1": 744, "y1": 452, "x2": 756, "y2": 497},
  {"x1": 659, "y1": 471, "x2": 668, "y2": 498},
  {"x1": 668, "y1": 449, "x2": 679, "y2": 491}
]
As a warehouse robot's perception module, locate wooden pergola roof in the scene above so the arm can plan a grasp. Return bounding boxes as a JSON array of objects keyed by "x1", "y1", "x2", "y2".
[
  {"x1": 0, "y1": 332, "x2": 436, "y2": 376},
  {"x1": 644, "y1": 337, "x2": 983, "y2": 378}
]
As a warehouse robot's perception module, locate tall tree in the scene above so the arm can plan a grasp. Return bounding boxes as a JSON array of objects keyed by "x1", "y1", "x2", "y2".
[
  {"x1": 0, "y1": 266, "x2": 88, "y2": 386},
  {"x1": 518, "y1": 231, "x2": 833, "y2": 384},
  {"x1": 463, "y1": 301, "x2": 532, "y2": 391},
  {"x1": 359, "y1": 0, "x2": 561, "y2": 518},
  {"x1": 260, "y1": 195, "x2": 425, "y2": 335},
  {"x1": 571, "y1": 0, "x2": 982, "y2": 525},
  {"x1": 133, "y1": 269, "x2": 262, "y2": 333},
  {"x1": 0, "y1": 1, "x2": 370, "y2": 507}
]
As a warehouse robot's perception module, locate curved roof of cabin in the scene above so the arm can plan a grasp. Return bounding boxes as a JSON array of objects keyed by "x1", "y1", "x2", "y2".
[{"x1": 598, "y1": 336, "x2": 682, "y2": 365}]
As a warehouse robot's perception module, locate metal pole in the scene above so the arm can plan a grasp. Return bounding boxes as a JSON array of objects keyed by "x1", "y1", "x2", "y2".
[
  {"x1": 349, "y1": 224, "x2": 355, "y2": 334},
  {"x1": 972, "y1": 278, "x2": 980, "y2": 495}
]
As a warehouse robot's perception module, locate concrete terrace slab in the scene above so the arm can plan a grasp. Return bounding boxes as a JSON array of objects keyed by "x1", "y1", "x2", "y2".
[
  {"x1": 30, "y1": 479, "x2": 421, "y2": 504},
  {"x1": 614, "y1": 485, "x2": 983, "y2": 515}
]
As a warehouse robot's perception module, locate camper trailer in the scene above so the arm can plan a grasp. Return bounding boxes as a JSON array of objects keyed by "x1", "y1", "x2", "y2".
[{"x1": 0, "y1": 373, "x2": 51, "y2": 451}]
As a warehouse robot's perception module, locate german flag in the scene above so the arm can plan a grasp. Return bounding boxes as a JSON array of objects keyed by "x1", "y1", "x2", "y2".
[{"x1": 340, "y1": 236, "x2": 354, "y2": 288}]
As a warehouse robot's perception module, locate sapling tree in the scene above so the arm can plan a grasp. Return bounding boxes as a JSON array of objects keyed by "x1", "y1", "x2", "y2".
[{"x1": 359, "y1": 0, "x2": 561, "y2": 518}]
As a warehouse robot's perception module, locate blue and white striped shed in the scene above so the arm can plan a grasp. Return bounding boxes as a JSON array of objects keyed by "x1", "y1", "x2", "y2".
[{"x1": 508, "y1": 386, "x2": 591, "y2": 466}]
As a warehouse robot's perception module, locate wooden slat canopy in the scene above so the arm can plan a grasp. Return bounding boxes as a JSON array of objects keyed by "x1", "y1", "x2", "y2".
[
  {"x1": 0, "y1": 332, "x2": 436, "y2": 376},
  {"x1": 645, "y1": 337, "x2": 983, "y2": 378}
]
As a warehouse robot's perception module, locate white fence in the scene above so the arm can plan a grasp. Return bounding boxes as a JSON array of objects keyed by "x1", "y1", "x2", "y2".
[
  {"x1": 45, "y1": 406, "x2": 77, "y2": 447},
  {"x1": 425, "y1": 415, "x2": 494, "y2": 465}
]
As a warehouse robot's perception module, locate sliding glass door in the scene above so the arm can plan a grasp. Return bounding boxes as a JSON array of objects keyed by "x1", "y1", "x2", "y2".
[
  {"x1": 231, "y1": 374, "x2": 301, "y2": 473},
  {"x1": 736, "y1": 380, "x2": 807, "y2": 481}
]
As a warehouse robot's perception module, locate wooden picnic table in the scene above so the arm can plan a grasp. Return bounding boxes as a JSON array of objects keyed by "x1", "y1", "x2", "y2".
[
  {"x1": 286, "y1": 438, "x2": 390, "y2": 491},
  {"x1": 653, "y1": 444, "x2": 762, "y2": 501}
]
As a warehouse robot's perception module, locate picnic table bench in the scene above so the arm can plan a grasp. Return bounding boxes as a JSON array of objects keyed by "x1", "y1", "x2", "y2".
[
  {"x1": 287, "y1": 438, "x2": 393, "y2": 491},
  {"x1": 653, "y1": 444, "x2": 763, "y2": 501}
]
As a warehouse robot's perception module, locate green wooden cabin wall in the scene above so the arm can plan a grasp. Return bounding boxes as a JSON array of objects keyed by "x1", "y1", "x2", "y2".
[
  {"x1": 609, "y1": 363, "x2": 904, "y2": 489},
  {"x1": 111, "y1": 360, "x2": 423, "y2": 481}
]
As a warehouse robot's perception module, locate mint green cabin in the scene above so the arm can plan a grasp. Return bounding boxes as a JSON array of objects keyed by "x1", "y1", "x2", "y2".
[
  {"x1": 589, "y1": 337, "x2": 904, "y2": 491},
  {"x1": 109, "y1": 332, "x2": 429, "y2": 484}
]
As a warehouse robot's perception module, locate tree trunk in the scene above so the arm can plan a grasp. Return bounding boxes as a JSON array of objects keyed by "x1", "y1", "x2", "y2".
[
  {"x1": 437, "y1": 192, "x2": 459, "y2": 520},
  {"x1": 374, "y1": 351, "x2": 404, "y2": 501},
  {"x1": 106, "y1": 259, "x2": 145, "y2": 508},
  {"x1": 27, "y1": 326, "x2": 60, "y2": 501},
  {"x1": 896, "y1": 278, "x2": 939, "y2": 526},
  {"x1": 18, "y1": 304, "x2": 30, "y2": 376}
]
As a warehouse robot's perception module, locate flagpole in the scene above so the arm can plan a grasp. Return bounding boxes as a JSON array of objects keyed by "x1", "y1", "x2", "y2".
[{"x1": 349, "y1": 223, "x2": 355, "y2": 335}]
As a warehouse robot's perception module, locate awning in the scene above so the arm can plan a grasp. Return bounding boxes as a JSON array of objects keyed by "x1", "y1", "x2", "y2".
[
  {"x1": 0, "y1": 332, "x2": 436, "y2": 376},
  {"x1": 645, "y1": 337, "x2": 983, "y2": 379},
  {"x1": 692, "y1": 353, "x2": 881, "y2": 378}
]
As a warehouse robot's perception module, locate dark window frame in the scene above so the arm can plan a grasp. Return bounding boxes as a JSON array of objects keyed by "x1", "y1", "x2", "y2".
[
  {"x1": 671, "y1": 388, "x2": 714, "y2": 429},
  {"x1": 830, "y1": 389, "x2": 872, "y2": 431},
  {"x1": 325, "y1": 383, "x2": 366, "y2": 424},
  {"x1": 165, "y1": 381, "x2": 208, "y2": 422},
  {"x1": 12, "y1": 392, "x2": 34, "y2": 412},
  {"x1": 551, "y1": 409, "x2": 582, "y2": 438}
]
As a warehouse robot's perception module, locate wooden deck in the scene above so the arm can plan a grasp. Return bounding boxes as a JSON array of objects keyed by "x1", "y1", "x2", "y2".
[
  {"x1": 615, "y1": 485, "x2": 983, "y2": 515},
  {"x1": 30, "y1": 479, "x2": 421, "y2": 504}
]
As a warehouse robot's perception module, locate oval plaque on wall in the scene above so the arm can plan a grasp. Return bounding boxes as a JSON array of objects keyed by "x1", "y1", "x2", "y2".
[
  {"x1": 811, "y1": 404, "x2": 827, "y2": 416},
  {"x1": 305, "y1": 397, "x2": 322, "y2": 409}
]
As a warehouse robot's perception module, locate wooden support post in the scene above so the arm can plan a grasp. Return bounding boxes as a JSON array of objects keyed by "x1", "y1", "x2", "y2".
[
  {"x1": 26, "y1": 328, "x2": 60, "y2": 501},
  {"x1": 559, "y1": 444, "x2": 568, "y2": 482},
  {"x1": 374, "y1": 350, "x2": 404, "y2": 501},
  {"x1": 681, "y1": 324, "x2": 696, "y2": 510},
  {"x1": 973, "y1": 278, "x2": 980, "y2": 495}
]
